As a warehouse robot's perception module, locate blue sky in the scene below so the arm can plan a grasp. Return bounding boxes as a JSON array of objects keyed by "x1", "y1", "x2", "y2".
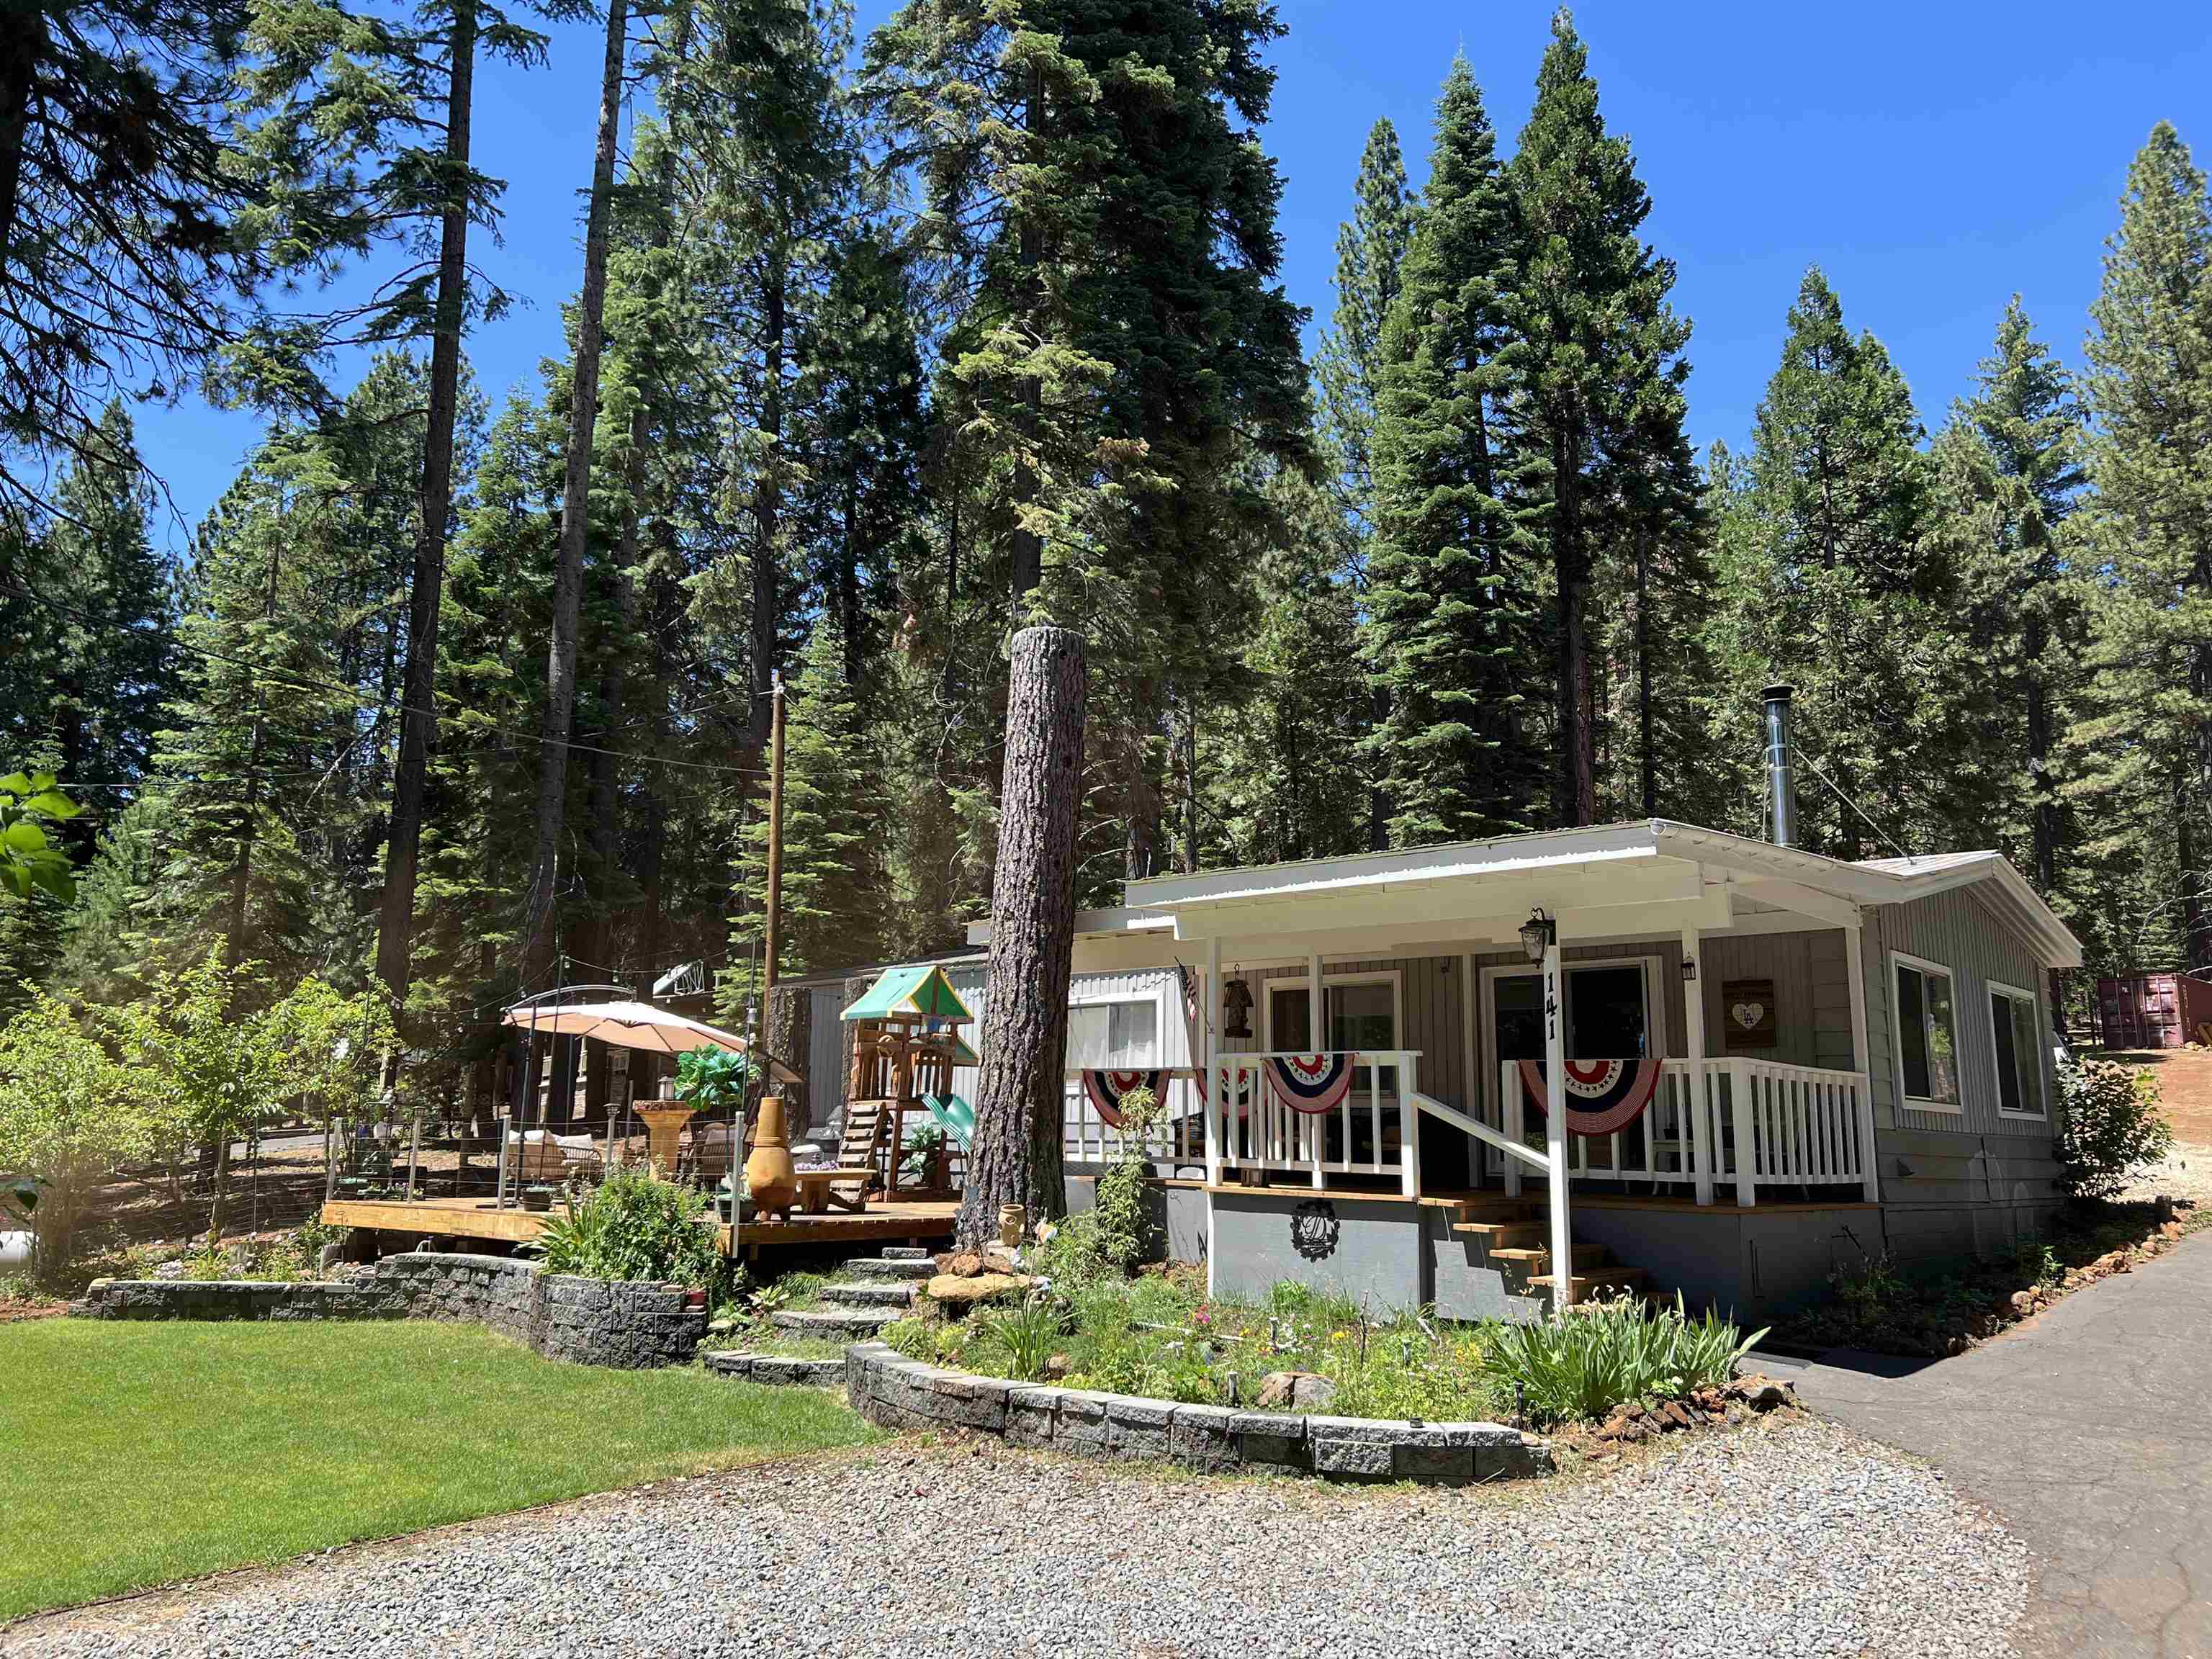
[{"x1": 133, "y1": 0, "x2": 2212, "y2": 551}]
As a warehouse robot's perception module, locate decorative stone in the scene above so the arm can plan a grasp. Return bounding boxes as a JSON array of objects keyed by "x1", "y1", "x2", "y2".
[
  {"x1": 1230, "y1": 1410, "x2": 1308, "y2": 1471},
  {"x1": 1255, "y1": 1370, "x2": 1333, "y2": 1411},
  {"x1": 1305, "y1": 1416, "x2": 1398, "y2": 1479},
  {"x1": 1103, "y1": 1393, "x2": 1175, "y2": 1461},
  {"x1": 925, "y1": 1272, "x2": 1031, "y2": 1308},
  {"x1": 1169, "y1": 1403, "x2": 1239, "y2": 1471}
]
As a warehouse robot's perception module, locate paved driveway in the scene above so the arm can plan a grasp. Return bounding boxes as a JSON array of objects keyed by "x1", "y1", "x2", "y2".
[{"x1": 1759, "y1": 1228, "x2": 2212, "y2": 1659}]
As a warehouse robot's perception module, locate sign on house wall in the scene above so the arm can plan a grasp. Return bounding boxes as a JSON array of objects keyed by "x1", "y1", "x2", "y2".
[{"x1": 1722, "y1": 978, "x2": 1779, "y2": 1051}]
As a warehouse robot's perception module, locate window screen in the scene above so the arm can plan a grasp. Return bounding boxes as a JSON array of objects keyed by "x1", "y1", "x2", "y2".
[
  {"x1": 1990, "y1": 986, "x2": 2045, "y2": 1117},
  {"x1": 1895, "y1": 960, "x2": 1960, "y2": 1107}
]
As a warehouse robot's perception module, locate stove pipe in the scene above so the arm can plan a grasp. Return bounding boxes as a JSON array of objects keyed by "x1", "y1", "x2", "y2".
[{"x1": 1762, "y1": 683, "x2": 1797, "y2": 848}]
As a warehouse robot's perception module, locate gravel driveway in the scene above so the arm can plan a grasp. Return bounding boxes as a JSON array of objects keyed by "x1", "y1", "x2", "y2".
[{"x1": 9, "y1": 1413, "x2": 2027, "y2": 1659}]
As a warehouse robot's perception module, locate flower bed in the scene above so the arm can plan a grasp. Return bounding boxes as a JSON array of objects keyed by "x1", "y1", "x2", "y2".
[{"x1": 878, "y1": 1257, "x2": 1763, "y2": 1430}]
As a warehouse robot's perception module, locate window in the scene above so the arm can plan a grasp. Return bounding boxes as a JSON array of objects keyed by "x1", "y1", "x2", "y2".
[
  {"x1": 1268, "y1": 979, "x2": 1398, "y2": 1053},
  {"x1": 1892, "y1": 953, "x2": 1961, "y2": 1110},
  {"x1": 1989, "y1": 981, "x2": 2047, "y2": 1118},
  {"x1": 1064, "y1": 999, "x2": 1157, "y2": 1069}
]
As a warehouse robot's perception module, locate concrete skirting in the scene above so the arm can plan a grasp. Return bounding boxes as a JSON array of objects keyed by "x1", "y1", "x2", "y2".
[
  {"x1": 840, "y1": 1342, "x2": 1551, "y2": 1485},
  {"x1": 74, "y1": 1252, "x2": 706, "y2": 1370}
]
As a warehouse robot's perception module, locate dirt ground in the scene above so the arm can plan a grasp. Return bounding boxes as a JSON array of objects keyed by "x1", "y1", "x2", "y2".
[{"x1": 2108, "y1": 1047, "x2": 2212, "y2": 1207}]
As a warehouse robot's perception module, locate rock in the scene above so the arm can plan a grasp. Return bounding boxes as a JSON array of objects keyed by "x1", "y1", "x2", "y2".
[
  {"x1": 925, "y1": 1272, "x2": 1030, "y2": 1308},
  {"x1": 933, "y1": 1251, "x2": 985, "y2": 1278},
  {"x1": 1043, "y1": 1352, "x2": 1071, "y2": 1381},
  {"x1": 979, "y1": 1248, "x2": 1024, "y2": 1277},
  {"x1": 2162, "y1": 1220, "x2": 2185, "y2": 1240},
  {"x1": 1659, "y1": 1400, "x2": 1696, "y2": 1431},
  {"x1": 1727, "y1": 1375, "x2": 1794, "y2": 1411},
  {"x1": 1255, "y1": 1370, "x2": 1335, "y2": 1412},
  {"x1": 2090, "y1": 1250, "x2": 2131, "y2": 1277},
  {"x1": 2008, "y1": 1290, "x2": 2036, "y2": 1316}
]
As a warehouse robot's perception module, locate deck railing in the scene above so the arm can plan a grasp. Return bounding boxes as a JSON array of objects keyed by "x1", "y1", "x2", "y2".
[{"x1": 1496, "y1": 1057, "x2": 1874, "y2": 1204}]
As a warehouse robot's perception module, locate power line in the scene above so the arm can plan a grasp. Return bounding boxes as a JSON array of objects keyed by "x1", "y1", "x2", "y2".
[{"x1": 4, "y1": 575, "x2": 776, "y2": 783}]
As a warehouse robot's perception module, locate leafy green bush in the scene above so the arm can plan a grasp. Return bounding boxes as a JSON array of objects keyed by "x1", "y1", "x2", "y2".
[
  {"x1": 673, "y1": 1047, "x2": 750, "y2": 1111},
  {"x1": 536, "y1": 1166, "x2": 724, "y2": 1289},
  {"x1": 1478, "y1": 1295, "x2": 1765, "y2": 1425},
  {"x1": 1091, "y1": 1084, "x2": 1161, "y2": 1273},
  {"x1": 2056, "y1": 1056, "x2": 2172, "y2": 1199}
]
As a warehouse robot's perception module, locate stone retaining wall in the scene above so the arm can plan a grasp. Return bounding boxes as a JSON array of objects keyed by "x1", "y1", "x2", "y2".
[
  {"x1": 841, "y1": 1342, "x2": 1551, "y2": 1484},
  {"x1": 75, "y1": 1252, "x2": 704, "y2": 1370}
]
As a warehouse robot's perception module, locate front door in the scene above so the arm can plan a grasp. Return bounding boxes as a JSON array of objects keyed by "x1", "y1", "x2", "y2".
[{"x1": 1485, "y1": 958, "x2": 1659, "y2": 1175}]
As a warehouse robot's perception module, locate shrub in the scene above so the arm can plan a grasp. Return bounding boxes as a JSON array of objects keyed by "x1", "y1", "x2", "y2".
[
  {"x1": 536, "y1": 1166, "x2": 724, "y2": 1289},
  {"x1": 1092, "y1": 1084, "x2": 1161, "y2": 1273},
  {"x1": 2056, "y1": 1057, "x2": 2172, "y2": 1200},
  {"x1": 979, "y1": 1295, "x2": 1065, "y2": 1380},
  {"x1": 1478, "y1": 1295, "x2": 1765, "y2": 1426}
]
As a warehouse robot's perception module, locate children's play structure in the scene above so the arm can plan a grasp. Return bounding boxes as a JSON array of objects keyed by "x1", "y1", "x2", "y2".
[{"x1": 840, "y1": 964, "x2": 978, "y2": 1203}]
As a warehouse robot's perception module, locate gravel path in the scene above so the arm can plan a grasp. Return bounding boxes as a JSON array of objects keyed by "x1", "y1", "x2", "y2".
[{"x1": 9, "y1": 1413, "x2": 2028, "y2": 1659}]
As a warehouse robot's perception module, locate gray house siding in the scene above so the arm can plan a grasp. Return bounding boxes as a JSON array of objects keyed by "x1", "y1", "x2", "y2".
[
  {"x1": 1700, "y1": 930, "x2": 1855, "y2": 1072},
  {"x1": 1857, "y1": 888, "x2": 2064, "y2": 1253}
]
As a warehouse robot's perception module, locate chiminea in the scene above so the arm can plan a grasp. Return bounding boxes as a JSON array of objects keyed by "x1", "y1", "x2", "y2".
[{"x1": 1761, "y1": 683, "x2": 1797, "y2": 848}]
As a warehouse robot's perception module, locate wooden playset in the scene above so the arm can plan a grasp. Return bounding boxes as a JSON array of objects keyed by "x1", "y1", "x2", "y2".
[{"x1": 840, "y1": 965, "x2": 978, "y2": 1202}]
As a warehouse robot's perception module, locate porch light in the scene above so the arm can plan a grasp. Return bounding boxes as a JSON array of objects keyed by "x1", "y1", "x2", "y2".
[
  {"x1": 1682, "y1": 957, "x2": 1698, "y2": 983},
  {"x1": 1518, "y1": 909, "x2": 1555, "y2": 965}
]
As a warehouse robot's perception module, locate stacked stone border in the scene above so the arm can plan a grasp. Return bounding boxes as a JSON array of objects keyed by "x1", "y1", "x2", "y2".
[
  {"x1": 840, "y1": 1342, "x2": 1552, "y2": 1484},
  {"x1": 74, "y1": 1252, "x2": 706, "y2": 1370}
]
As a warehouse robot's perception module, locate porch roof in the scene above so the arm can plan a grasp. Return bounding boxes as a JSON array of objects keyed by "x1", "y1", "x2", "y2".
[{"x1": 976, "y1": 820, "x2": 2081, "y2": 968}]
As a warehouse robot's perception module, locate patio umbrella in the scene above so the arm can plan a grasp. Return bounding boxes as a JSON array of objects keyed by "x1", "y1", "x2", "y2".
[{"x1": 498, "y1": 999, "x2": 801, "y2": 1083}]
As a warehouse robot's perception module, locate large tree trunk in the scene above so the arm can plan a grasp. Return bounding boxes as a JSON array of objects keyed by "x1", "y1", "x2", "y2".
[
  {"x1": 960, "y1": 625, "x2": 1086, "y2": 1247},
  {"x1": 765, "y1": 984, "x2": 812, "y2": 1141},
  {"x1": 0, "y1": 9, "x2": 42, "y2": 260},
  {"x1": 1550, "y1": 428, "x2": 1597, "y2": 827},
  {"x1": 1635, "y1": 518, "x2": 1655, "y2": 817},
  {"x1": 1008, "y1": 60, "x2": 1046, "y2": 600},
  {"x1": 375, "y1": 0, "x2": 478, "y2": 1024},
  {"x1": 523, "y1": 0, "x2": 631, "y2": 989}
]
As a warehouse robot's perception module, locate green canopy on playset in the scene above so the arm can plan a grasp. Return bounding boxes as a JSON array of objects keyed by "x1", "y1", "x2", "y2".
[{"x1": 841, "y1": 963, "x2": 975, "y2": 1025}]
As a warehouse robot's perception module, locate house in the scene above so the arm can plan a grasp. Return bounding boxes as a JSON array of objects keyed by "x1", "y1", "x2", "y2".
[{"x1": 806, "y1": 692, "x2": 2082, "y2": 1320}]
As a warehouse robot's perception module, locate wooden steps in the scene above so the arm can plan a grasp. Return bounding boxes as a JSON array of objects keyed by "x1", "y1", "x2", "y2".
[
  {"x1": 1488, "y1": 1241, "x2": 1606, "y2": 1274},
  {"x1": 1447, "y1": 1195, "x2": 1650, "y2": 1302}
]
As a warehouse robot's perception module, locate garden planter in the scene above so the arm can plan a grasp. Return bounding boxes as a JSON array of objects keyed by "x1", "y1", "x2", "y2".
[
  {"x1": 522, "y1": 1186, "x2": 554, "y2": 1213},
  {"x1": 743, "y1": 1095, "x2": 799, "y2": 1219}
]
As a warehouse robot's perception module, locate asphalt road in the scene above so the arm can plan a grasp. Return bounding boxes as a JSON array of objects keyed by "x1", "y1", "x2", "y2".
[{"x1": 1758, "y1": 1228, "x2": 2212, "y2": 1659}]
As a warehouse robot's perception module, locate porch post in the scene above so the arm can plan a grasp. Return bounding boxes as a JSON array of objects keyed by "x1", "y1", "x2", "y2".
[
  {"x1": 1681, "y1": 925, "x2": 1714, "y2": 1205},
  {"x1": 1843, "y1": 917, "x2": 1881, "y2": 1202},
  {"x1": 1307, "y1": 950, "x2": 1326, "y2": 1189},
  {"x1": 1543, "y1": 938, "x2": 1572, "y2": 1310},
  {"x1": 1204, "y1": 934, "x2": 1222, "y2": 1190}
]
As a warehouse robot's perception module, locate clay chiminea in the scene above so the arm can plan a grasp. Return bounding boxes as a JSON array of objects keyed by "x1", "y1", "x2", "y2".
[{"x1": 745, "y1": 1094, "x2": 799, "y2": 1220}]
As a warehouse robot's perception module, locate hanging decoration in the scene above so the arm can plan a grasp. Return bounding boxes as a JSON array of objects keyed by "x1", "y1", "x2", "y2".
[
  {"x1": 1083, "y1": 1069, "x2": 1164, "y2": 1129},
  {"x1": 1221, "y1": 974, "x2": 1254, "y2": 1039},
  {"x1": 1266, "y1": 1053, "x2": 1357, "y2": 1115},
  {"x1": 1516, "y1": 1058, "x2": 1663, "y2": 1137}
]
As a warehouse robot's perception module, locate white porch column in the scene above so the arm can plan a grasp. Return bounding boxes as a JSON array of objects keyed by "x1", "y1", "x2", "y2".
[
  {"x1": 1204, "y1": 934, "x2": 1222, "y2": 1190},
  {"x1": 1681, "y1": 925, "x2": 1714, "y2": 1205},
  {"x1": 1544, "y1": 938, "x2": 1572, "y2": 1310},
  {"x1": 1844, "y1": 917, "x2": 1881, "y2": 1202},
  {"x1": 1308, "y1": 950, "x2": 1325, "y2": 1188}
]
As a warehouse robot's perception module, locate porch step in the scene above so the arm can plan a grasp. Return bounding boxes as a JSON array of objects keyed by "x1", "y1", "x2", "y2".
[
  {"x1": 819, "y1": 1280, "x2": 920, "y2": 1309},
  {"x1": 1454, "y1": 1220, "x2": 1545, "y2": 1249},
  {"x1": 1489, "y1": 1241, "x2": 1606, "y2": 1274},
  {"x1": 1453, "y1": 1196, "x2": 1539, "y2": 1224},
  {"x1": 845, "y1": 1256, "x2": 936, "y2": 1282},
  {"x1": 769, "y1": 1306, "x2": 900, "y2": 1339}
]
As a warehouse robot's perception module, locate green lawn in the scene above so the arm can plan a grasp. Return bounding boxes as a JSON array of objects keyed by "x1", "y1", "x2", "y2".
[{"x1": 0, "y1": 1319, "x2": 876, "y2": 1622}]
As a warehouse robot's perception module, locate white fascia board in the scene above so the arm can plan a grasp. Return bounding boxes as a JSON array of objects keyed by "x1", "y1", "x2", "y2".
[
  {"x1": 965, "y1": 907, "x2": 1176, "y2": 950},
  {"x1": 1127, "y1": 821, "x2": 1668, "y2": 910}
]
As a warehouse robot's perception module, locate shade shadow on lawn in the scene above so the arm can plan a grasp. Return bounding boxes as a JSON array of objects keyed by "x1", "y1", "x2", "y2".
[{"x1": 0, "y1": 1318, "x2": 874, "y2": 1622}]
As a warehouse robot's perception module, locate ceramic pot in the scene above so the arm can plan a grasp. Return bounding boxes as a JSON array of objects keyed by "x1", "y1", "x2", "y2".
[{"x1": 744, "y1": 1094, "x2": 799, "y2": 1219}]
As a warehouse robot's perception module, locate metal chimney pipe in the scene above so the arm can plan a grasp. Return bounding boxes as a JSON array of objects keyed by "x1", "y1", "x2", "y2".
[{"x1": 1762, "y1": 683, "x2": 1797, "y2": 848}]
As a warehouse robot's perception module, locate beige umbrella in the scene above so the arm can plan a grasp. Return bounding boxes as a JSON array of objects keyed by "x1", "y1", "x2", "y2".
[{"x1": 498, "y1": 1000, "x2": 801, "y2": 1082}]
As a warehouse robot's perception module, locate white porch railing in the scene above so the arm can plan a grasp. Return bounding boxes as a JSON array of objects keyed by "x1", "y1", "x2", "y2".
[
  {"x1": 1496, "y1": 1058, "x2": 1874, "y2": 1204},
  {"x1": 1060, "y1": 1070, "x2": 1210, "y2": 1169},
  {"x1": 1208, "y1": 1050, "x2": 1422, "y2": 1193}
]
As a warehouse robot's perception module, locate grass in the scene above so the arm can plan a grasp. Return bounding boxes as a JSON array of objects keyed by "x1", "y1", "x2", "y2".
[{"x1": 0, "y1": 1319, "x2": 876, "y2": 1622}]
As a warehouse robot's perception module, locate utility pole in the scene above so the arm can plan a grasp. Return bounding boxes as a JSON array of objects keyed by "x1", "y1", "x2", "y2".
[{"x1": 760, "y1": 674, "x2": 786, "y2": 1046}]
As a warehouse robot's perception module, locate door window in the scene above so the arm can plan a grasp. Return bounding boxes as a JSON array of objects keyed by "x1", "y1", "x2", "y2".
[{"x1": 1493, "y1": 963, "x2": 1652, "y2": 1061}]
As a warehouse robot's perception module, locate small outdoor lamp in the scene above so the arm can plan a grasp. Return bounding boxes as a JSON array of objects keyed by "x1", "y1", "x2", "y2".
[
  {"x1": 1518, "y1": 908, "x2": 1556, "y2": 964},
  {"x1": 1681, "y1": 956, "x2": 1699, "y2": 983}
]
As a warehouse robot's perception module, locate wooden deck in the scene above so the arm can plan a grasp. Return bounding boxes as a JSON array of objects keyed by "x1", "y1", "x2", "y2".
[{"x1": 320, "y1": 1193, "x2": 959, "y2": 1257}]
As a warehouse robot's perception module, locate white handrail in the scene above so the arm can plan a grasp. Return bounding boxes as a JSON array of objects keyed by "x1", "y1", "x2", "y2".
[{"x1": 1413, "y1": 1089, "x2": 1552, "y2": 1174}]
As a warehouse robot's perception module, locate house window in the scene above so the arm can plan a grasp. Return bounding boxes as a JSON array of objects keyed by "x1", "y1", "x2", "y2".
[
  {"x1": 1892, "y1": 953, "x2": 1961, "y2": 1110},
  {"x1": 1268, "y1": 979, "x2": 1398, "y2": 1054},
  {"x1": 1064, "y1": 999, "x2": 1157, "y2": 1070},
  {"x1": 1989, "y1": 981, "x2": 2047, "y2": 1118}
]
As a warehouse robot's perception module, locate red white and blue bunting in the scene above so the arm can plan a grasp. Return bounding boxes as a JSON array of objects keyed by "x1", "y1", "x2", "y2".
[
  {"x1": 1267, "y1": 1053, "x2": 1357, "y2": 1116},
  {"x1": 1516, "y1": 1058, "x2": 1663, "y2": 1138},
  {"x1": 1195, "y1": 1064, "x2": 1257, "y2": 1118},
  {"x1": 1082, "y1": 1069, "x2": 1164, "y2": 1129}
]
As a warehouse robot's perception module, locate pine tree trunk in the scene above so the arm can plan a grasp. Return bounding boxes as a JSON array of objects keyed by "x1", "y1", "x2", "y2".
[
  {"x1": 375, "y1": 0, "x2": 478, "y2": 1022},
  {"x1": 766, "y1": 984, "x2": 811, "y2": 1141},
  {"x1": 960, "y1": 625, "x2": 1085, "y2": 1248},
  {"x1": 1635, "y1": 520, "x2": 1655, "y2": 817},
  {"x1": 0, "y1": 10, "x2": 40, "y2": 261},
  {"x1": 1550, "y1": 429, "x2": 1596, "y2": 825},
  {"x1": 524, "y1": 0, "x2": 630, "y2": 989},
  {"x1": 1008, "y1": 61, "x2": 1046, "y2": 599}
]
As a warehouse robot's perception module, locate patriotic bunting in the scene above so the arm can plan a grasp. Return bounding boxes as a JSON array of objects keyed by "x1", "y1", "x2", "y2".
[
  {"x1": 1516, "y1": 1057, "x2": 1663, "y2": 1138},
  {"x1": 1082, "y1": 1069, "x2": 1164, "y2": 1129},
  {"x1": 1266, "y1": 1052, "x2": 1357, "y2": 1116}
]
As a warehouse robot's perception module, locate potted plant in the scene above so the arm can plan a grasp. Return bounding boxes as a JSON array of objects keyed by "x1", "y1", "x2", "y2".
[
  {"x1": 673, "y1": 1046, "x2": 751, "y2": 1115},
  {"x1": 521, "y1": 1183, "x2": 555, "y2": 1213},
  {"x1": 903, "y1": 1123, "x2": 948, "y2": 1193}
]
